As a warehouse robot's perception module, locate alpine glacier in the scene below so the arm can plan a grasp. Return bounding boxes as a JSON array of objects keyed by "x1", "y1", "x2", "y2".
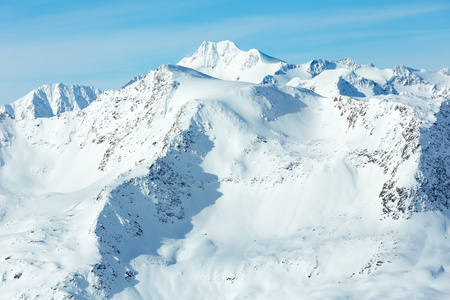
[{"x1": 0, "y1": 41, "x2": 449, "y2": 299}]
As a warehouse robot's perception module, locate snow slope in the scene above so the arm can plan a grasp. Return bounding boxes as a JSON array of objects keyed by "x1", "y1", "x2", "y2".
[{"x1": 0, "y1": 42, "x2": 449, "y2": 299}]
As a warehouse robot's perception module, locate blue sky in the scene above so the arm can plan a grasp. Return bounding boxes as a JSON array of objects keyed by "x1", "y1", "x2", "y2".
[{"x1": 1, "y1": 0, "x2": 449, "y2": 105}]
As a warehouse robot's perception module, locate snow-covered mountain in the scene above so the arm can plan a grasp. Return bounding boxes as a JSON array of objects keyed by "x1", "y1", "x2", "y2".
[
  {"x1": 0, "y1": 41, "x2": 449, "y2": 299},
  {"x1": 0, "y1": 83, "x2": 102, "y2": 120}
]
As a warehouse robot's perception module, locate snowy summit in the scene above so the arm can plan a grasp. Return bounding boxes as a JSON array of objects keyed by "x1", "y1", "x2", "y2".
[
  {"x1": 0, "y1": 41, "x2": 449, "y2": 299},
  {"x1": 178, "y1": 40, "x2": 285, "y2": 83}
]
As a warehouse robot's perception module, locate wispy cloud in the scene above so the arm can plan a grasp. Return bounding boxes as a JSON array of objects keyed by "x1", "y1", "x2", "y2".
[
  {"x1": 315, "y1": 3, "x2": 450, "y2": 26},
  {"x1": 224, "y1": 3, "x2": 450, "y2": 35},
  {"x1": 2, "y1": 2, "x2": 448, "y2": 74}
]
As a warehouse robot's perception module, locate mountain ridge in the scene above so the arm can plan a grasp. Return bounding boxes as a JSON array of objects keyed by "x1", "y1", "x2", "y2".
[{"x1": 3, "y1": 41, "x2": 448, "y2": 121}]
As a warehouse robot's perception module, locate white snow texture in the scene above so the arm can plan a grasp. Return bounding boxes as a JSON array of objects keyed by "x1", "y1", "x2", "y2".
[{"x1": 0, "y1": 41, "x2": 450, "y2": 299}]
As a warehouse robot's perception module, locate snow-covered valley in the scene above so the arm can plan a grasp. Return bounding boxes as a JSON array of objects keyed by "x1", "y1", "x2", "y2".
[{"x1": 0, "y1": 41, "x2": 450, "y2": 299}]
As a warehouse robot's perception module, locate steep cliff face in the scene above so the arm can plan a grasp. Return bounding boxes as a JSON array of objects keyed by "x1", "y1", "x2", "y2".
[
  {"x1": 414, "y1": 100, "x2": 450, "y2": 211},
  {"x1": 0, "y1": 42, "x2": 449, "y2": 299}
]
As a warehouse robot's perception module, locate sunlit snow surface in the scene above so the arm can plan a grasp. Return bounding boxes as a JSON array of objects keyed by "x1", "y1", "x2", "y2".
[{"x1": 0, "y1": 42, "x2": 450, "y2": 299}]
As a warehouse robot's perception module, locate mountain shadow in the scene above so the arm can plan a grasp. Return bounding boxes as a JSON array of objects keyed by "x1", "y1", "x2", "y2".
[
  {"x1": 337, "y1": 77, "x2": 366, "y2": 97},
  {"x1": 89, "y1": 123, "x2": 221, "y2": 298},
  {"x1": 413, "y1": 100, "x2": 450, "y2": 213}
]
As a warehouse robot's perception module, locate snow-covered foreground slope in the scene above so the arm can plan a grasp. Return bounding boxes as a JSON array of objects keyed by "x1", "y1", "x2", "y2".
[{"x1": 0, "y1": 42, "x2": 450, "y2": 299}]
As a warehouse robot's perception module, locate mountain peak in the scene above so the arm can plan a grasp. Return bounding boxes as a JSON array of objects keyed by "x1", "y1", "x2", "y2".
[
  {"x1": 4, "y1": 83, "x2": 102, "y2": 119},
  {"x1": 334, "y1": 58, "x2": 360, "y2": 70},
  {"x1": 306, "y1": 59, "x2": 336, "y2": 77},
  {"x1": 391, "y1": 65, "x2": 426, "y2": 86},
  {"x1": 440, "y1": 68, "x2": 450, "y2": 76},
  {"x1": 199, "y1": 40, "x2": 240, "y2": 53},
  {"x1": 178, "y1": 40, "x2": 284, "y2": 83},
  {"x1": 179, "y1": 40, "x2": 242, "y2": 70}
]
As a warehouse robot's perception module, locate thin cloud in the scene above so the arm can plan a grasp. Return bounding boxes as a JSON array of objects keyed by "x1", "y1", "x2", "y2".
[
  {"x1": 1, "y1": 3, "x2": 448, "y2": 79},
  {"x1": 240, "y1": 3, "x2": 450, "y2": 33}
]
